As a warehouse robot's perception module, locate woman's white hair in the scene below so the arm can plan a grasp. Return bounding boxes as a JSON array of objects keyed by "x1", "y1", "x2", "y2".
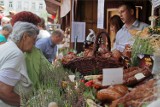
[{"x1": 10, "y1": 21, "x2": 39, "y2": 43}]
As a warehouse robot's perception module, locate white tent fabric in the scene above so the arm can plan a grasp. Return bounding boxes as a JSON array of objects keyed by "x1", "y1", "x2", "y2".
[{"x1": 60, "y1": 0, "x2": 71, "y2": 18}]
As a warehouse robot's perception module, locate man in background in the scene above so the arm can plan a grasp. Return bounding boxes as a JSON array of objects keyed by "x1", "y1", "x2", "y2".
[
  {"x1": 0, "y1": 17, "x2": 10, "y2": 31},
  {"x1": 35, "y1": 29, "x2": 64, "y2": 63},
  {"x1": 37, "y1": 18, "x2": 51, "y2": 40},
  {"x1": 113, "y1": 2, "x2": 148, "y2": 52}
]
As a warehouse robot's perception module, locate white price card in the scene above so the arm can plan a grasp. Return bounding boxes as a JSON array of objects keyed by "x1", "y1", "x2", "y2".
[
  {"x1": 102, "y1": 68, "x2": 123, "y2": 86},
  {"x1": 134, "y1": 73, "x2": 145, "y2": 80},
  {"x1": 71, "y1": 22, "x2": 86, "y2": 42}
]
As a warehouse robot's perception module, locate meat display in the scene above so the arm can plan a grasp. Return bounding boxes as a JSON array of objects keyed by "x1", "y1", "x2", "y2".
[
  {"x1": 110, "y1": 79, "x2": 156, "y2": 107},
  {"x1": 123, "y1": 67, "x2": 152, "y2": 86},
  {"x1": 62, "y1": 52, "x2": 77, "y2": 64},
  {"x1": 97, "y1": 85, "x2": 129, "y2": 102}
]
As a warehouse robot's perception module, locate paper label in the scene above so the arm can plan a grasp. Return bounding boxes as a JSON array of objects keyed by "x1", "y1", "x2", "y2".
[
  {"x1": 71, "y1": 22, "x2": 86, "y2": 42},
  {"x1": 134, "y1": 73, "x2": 145, "y2": 80},
  {"x1": 102, "y1": 68, "x2": 123, "y2": 86},
  {"x1": 68, "y1": 75, "x2": 75, "y2": 82}
]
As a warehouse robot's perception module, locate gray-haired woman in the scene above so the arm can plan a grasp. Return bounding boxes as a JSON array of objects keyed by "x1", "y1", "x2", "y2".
[{"x1": 0, "y1": 21, "x2": 39, "y2": 107}]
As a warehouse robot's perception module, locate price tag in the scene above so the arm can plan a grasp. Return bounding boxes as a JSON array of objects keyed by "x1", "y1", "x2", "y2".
[
  {"x1": 102, "y1": 68, "x2": 123, "y2": 86},
  {"x1": 134, "y1": 73, "x2": 145, "y2": 80},
  {"x1": 68, "y1": 75, "x2": 75, "y2": 82}
]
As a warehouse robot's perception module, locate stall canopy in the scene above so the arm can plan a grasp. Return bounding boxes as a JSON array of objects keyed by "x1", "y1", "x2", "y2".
[
  {"x1": 45, "y1": 0, "x2": 61, "y2": 16},
  {"x1": 45, "y1": 0, "x2": 71, "y2": 18}
]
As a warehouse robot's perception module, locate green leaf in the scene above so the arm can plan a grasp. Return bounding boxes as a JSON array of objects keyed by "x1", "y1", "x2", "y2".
[{"x1": 118, "y1": 104, "x2": 124, "y2": 107}]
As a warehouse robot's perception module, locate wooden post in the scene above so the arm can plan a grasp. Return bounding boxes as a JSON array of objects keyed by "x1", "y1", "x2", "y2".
[
  {"x1": 70, "y1": 0, "x2": 73, "y2": 49},
  {"x1": 151, "y1": 5, "x2": 154, "y2": 28}
]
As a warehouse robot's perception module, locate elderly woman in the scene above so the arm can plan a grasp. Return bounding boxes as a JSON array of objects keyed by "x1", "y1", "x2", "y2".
[
  {"x1": 10, "y1": 11, "x2": 42, "y2": 89},
  {"x1": 10, "y1": 11, "x2": 58, "y2": 89},
  {"x1": 0, "y1": 21, "x2": 39, "y2": 106}
]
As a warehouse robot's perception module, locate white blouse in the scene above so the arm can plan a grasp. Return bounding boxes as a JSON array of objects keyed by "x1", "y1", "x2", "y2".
[{"x1": 0, "y1": 41, "x2": 32, "y2": 107}]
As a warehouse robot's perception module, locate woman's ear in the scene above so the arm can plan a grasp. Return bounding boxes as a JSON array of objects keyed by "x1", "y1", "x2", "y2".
[{"x1": 21, "y1": 32, "x2": 28, "y2": 41}]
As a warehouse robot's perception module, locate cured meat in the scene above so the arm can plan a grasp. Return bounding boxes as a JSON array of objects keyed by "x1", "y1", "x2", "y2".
[
  {"x1": 123, "y1": 67, "x2": 152, "y2": 86},
  {"x1": 97, "y1": 85, "x2": 128, "y2": 101},
  {"x1": 110, "y1": 79, "x2": 156, "y2": 107}
]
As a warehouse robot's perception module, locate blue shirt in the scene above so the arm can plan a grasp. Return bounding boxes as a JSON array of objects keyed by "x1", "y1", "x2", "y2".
[
  {"x1": 0, "y1": 34, "x2": 7, "y2": 42},
  {"x1": 35, "y1": 37, "x2": 57, "y2": 63},
  {"x1": 114, "y1": 20, "x2": 148, "y2": 52}
]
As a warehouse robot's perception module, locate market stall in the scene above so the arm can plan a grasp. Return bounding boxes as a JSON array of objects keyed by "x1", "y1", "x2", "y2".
[
  {"x1": 20, "y1": 22, "x2": 160, "y2": 107},
  {"x1": 20, "y1": 0, "x2": 160, "y2": 107}
]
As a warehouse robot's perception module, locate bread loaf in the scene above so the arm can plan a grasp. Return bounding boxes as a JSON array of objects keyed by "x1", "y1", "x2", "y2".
[
  {"x1": 113, "y1": 85, "x2": 129, "y2": 95},
  {"x1": 97, "y1": 88, "x2": 122, "y2": 101},
  {"x1": 110, "y1": 79, "x2": 156, "y2": 107},
  {"x1": 97, "y1": 85, "x2": 128, "y2": 101}
]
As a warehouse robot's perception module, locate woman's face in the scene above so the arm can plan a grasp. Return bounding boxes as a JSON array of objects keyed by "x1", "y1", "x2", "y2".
[
  {"x1": 3, "y1": 29, "x2": 12, "y2": 39},
  {"x1": 110, "y1": 24, "x2": 116, "y2": 33},
  {"x1": 20, "y1": 33, "x2": 37, "y2": 52}
]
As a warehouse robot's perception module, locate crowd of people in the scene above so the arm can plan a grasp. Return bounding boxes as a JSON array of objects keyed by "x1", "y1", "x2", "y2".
[
  {"x1": 0, "y1": 11, "x2": 64, "y2": 106},
  {"x1": 0, "y1": 1, "x2": 149, "y2": 107}
]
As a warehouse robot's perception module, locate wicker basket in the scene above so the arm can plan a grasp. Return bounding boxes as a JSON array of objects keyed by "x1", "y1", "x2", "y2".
[
  {"x1": 63, "y1": 56, "x2": 96, "y2": 75},
  {"x1": 96, "y1": 57, "x2": 123, "y2": 72},
  {"x1": 62, "y1": 31, "x2": 123, "y2": 75}
]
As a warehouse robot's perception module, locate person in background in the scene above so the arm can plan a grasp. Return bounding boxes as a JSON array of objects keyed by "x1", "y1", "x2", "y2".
[
  {"x1": 109, "y1": 15, "x2": 123, "y2": 49},
  {"x1": 113, "y1": 1, "x2": 148, "y2": 52},
  {"x1": 36, "y1": 29, "x2": 64, "y2": 63},
  {"x1": 0, "y1": 6, "x2": 4, "y2": 26},
  {"x1": 1, "y1": 17, "x2": 10, "y2": 26},
  {"x1": 0, "y1": 21, "x2": 39, "y2": 107},
  {"x1": 0, "y1": 17, "x2": 10, "y2": 30},
  {"x1": 0, "y1": 24, "x2": 12, "y2": 39},
  {"x1": 62, "y1": 27, "x2": 70, "y2": 48},
  {"x1": 37, "y1": 18, "x2": 51, "y2": 40},
  {"x1": 0, "y1": 35, "x2": 6, "y2": 44},
  {"x1": 9, "y1": 10, "x2": 16, "y2": 18},
  {"x1": 0, "y1": 15, "x2": 3, "y2": 27},
  {"x1": 11, "y1": 11, "x2": 41, "y2": 26}
]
